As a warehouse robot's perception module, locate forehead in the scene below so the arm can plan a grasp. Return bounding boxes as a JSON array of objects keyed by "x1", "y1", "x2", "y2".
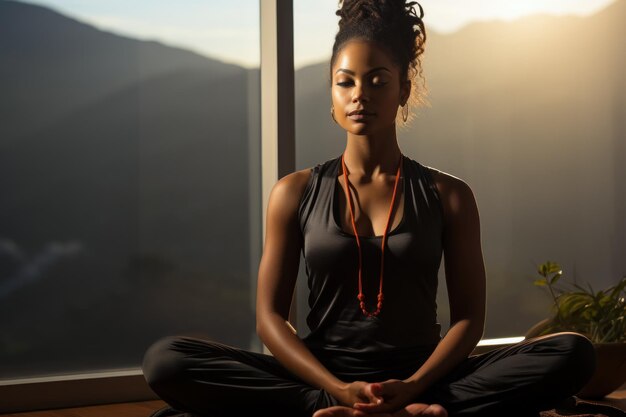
[{"x1": 332, "y1": 40, "x2": 399, "y2": 76}]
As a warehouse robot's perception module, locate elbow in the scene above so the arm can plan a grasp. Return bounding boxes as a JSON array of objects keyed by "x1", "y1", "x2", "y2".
[
  {"x1": 451, "y1": 315, "x2": 485, "y2": 343},
  {"x1": 256, "y1": 323, "x2": 262, "y2": 339},
  {"x1": 475, "y1": 321, "x2": 485, "y2": 344},
  {"x1": 473, "y1": 311, "x2": 486, "y2": 333},
  {"x1": 255, "y1": 311, "x2": 297, "y2": 347},
  {"x1": 474, "y1": 318, "x2": 486, "y2": 345},
  {"x1": 256, "y1": 314, "x2": 266, "y2": 340},
  {"x1": 255, "y1": 298, "x2": 276, "y2": 340},
  {"x1": 470, "y1": 314, "x2": 486, "y2": 340},
  {"x1": 255, "y1": 310, "x2": 277, "y2": 342}
]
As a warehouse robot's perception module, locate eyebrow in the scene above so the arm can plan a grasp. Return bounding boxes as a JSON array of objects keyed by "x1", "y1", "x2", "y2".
[{"x1": 335, "y1": 66, "x2": 391, "y2": 76}]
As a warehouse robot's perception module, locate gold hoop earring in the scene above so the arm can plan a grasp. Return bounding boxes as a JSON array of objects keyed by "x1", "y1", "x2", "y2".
[
  {"x1": 331, "y1": 105, "x2": 337, "y2": 124},
  {"x1": 401, "y1": 103, "x2": 409, "y2": 123}
]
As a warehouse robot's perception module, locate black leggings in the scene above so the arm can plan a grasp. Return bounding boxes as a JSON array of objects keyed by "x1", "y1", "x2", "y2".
[{"x1": 142, "y1": 332, "x2": 595, "y2": 417}]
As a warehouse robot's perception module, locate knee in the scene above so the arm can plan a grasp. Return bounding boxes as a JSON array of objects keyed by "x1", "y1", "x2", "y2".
[
  {"x1": 545, "y1": 332, "x2": 596, "y2": 389},
  {"x1": 142, "y1": 336, "x2": 188, "y2": 390}
]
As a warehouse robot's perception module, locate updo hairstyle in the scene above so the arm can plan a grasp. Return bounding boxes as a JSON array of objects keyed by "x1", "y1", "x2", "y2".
[{"x1": 330, "y1": 0, "x2": 428, "y2": 124}]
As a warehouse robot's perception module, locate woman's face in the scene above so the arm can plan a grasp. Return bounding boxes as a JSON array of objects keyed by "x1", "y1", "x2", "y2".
[{"x1": 331, "y1": 39, "x2": 409, "y2": 136}]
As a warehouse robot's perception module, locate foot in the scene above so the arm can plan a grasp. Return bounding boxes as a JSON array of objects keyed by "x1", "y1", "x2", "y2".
[
  {"x1": 312, "y1": 403, "x2": 447, "y2": 417},
  {"x1": 395, "y1": 403, "x2": 448, "y2": 417},
  {"x1": 313, "y1": 406, "x2": 364, "y2": 417}
]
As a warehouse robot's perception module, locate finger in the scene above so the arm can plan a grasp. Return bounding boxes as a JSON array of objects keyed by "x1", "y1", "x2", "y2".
[
  {"x1": 370, "y1": 382, "x2": 384, "y2": 396},
  {"x1": 364, "y1": 382, "x2": 384, "y2": 402}
]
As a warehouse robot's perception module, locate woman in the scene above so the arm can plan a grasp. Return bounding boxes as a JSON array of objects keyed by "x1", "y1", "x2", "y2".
[{"x1": 142, "y1": 1, "x2": 596, "y2": 416}]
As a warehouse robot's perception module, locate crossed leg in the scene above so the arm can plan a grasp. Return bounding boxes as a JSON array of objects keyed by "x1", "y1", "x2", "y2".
[
  {"x1": 424, "y1": 333, "x2": 595, "y2": 416},
  {"x1": 142, "y1": 333, "x2": 594, "y2": 417},
  {"x1": 314, "y1": 332, "x2": 595, "y2": 417},
  {"x1": 142, "y1": 336, "x2": 328, "y2": 417}
]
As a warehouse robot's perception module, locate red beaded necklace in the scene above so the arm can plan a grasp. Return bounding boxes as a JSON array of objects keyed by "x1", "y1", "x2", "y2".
[{"x1": 340, "y1": 153, "x2": 403, "y2": 317}]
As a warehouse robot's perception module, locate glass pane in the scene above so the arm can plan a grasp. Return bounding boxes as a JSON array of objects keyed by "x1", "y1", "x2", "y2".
[
  {"x1": 0, "y1": 0, "x2": 261, "y2": 379},
  {"x1": 293, "y1": 0, "x2": 625, "y2": 339}
]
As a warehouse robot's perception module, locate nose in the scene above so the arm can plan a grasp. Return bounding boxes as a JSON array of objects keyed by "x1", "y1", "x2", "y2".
[{"x1": 352, "y1": 82, "x2": 369, "y2": 103}]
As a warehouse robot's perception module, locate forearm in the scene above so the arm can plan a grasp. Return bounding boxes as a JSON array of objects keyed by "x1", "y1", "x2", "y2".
[
  {"x1": 404, "y1": 318, "x2": 483, "y2": 394},
  {"x1": 257, "y1": 312, "x2": 345, "y2": 398}
]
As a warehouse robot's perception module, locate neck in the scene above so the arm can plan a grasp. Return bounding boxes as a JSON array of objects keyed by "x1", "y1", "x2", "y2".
[{"x1": 343, "y1": 128, "x2": 403, "y2": 177}]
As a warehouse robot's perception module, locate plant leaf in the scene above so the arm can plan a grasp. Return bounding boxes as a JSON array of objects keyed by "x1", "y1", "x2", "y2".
[
  {"x1": 550, "y1": 270, "x2": 563, "y2": 285},
  {"x1": 547, "y1": 261, "x2": 562, "y2": 274}
]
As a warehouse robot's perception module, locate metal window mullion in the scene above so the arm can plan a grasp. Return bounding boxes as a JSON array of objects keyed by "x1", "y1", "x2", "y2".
[{"x1": 260, "y1": 0, "x2": 296, "y2": 355}]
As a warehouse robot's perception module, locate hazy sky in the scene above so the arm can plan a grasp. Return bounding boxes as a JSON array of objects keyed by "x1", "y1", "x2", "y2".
[{"x1": 22, "y1": 0, "x2": 616, "y2": 69}]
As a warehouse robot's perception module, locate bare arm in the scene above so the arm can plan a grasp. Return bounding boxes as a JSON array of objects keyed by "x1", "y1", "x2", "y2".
[{"x1": 256, "y1": 170, "x2": 346, "y2": 400}]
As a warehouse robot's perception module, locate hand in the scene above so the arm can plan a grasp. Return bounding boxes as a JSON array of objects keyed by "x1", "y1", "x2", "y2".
[
  {"x1": 335, "y1": 380, "x2": 385, "y2": 408},
  {"x1": 352, "y1": 379, "x2": 419, "y2": 414}
]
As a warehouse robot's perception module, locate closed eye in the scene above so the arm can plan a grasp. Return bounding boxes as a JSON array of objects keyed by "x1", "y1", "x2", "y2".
[{"x1": 336, "y1": 81, "x2": 388, "y2": 87}]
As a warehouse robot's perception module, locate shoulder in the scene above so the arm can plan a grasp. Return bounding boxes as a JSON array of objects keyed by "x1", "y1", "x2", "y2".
[
  {"x1": 422, "y1": 165, "x2": 478, "y2": 220},
  {"x1": 272, "y1": 167, "x2": 313, "y2": 199},
  {"x1": 268, "y1": 167, "x2": 314, "y2": 216},
  {"x1": 270, "y1": 155, "x2": 338, "y2": 206}
]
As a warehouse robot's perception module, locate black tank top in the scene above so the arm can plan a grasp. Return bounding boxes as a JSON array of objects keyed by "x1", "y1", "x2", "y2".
[{"x1": 298, "y1": 154, "x2": 443, "y2": 370}]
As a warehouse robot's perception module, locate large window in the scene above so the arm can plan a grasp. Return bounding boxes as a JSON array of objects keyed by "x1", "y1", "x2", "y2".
[
  {"x1": 1, "y1": 0, "x2": 623, "y2": 392},
  {"x1": 293, "y1": 0, "x2": 625, "y2": 338},
  {"x1": 0, "y1": 0, "x2": 261, "y2": 379}
]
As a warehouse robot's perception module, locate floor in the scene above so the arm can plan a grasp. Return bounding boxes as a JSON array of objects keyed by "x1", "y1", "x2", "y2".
[
  {"x1": 583, "y1": 389, "x2": 626, "y2": 411},
  {"x1": 2, "y1": 391, "x2": 625, "y2": 417},
  {"x1": 0, "y1": 401, "x2": 166, "y2": 417}
]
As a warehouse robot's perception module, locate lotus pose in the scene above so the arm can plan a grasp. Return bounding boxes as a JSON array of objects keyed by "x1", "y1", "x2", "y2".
[{"x1": 142, "y1": 1, "x2": 596, "y2": 416}]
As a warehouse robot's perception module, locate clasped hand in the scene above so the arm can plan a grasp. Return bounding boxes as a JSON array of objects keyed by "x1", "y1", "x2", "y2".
[{"x1": 338, "y1": 378, "x2": 419, "y2": 415}]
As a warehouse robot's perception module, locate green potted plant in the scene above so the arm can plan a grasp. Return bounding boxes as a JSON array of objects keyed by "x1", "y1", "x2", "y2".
[{"x1": 526, "y1": 261, "x2": 626, "y2": 398}]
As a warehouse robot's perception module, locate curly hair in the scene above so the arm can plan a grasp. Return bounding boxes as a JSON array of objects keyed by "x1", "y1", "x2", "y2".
[{"x1": 330, "y1": 0, "x2": 428, "y2": 124}]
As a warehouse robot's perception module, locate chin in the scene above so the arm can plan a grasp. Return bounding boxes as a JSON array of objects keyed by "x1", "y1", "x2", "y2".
[{"x1": 344, "y1": 124, "x2": 382, "y2": 136}]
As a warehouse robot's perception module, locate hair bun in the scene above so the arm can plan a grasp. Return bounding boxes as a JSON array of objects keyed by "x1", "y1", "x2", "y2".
[
  {"x1": 330, "y1": 0, "x2": 429, "y2": 120},
  {"x1": 336, "y1": 0, "x2": 424, "y2": 34}
]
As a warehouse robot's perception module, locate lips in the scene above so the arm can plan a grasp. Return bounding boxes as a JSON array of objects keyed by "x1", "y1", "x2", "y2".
[{"x1": 348, "y1": 109, "x2": 375, "y2": 116}]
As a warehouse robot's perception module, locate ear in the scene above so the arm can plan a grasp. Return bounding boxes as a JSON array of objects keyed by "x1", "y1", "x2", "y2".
[{"x1": 400, "y1": 80, "x2": 411, "y2": 106}]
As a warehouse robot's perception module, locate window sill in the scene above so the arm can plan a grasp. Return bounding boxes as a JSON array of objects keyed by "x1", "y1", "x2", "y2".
[{"x1": 0, "y1": 369, "x2": 157, "y2": 413}]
